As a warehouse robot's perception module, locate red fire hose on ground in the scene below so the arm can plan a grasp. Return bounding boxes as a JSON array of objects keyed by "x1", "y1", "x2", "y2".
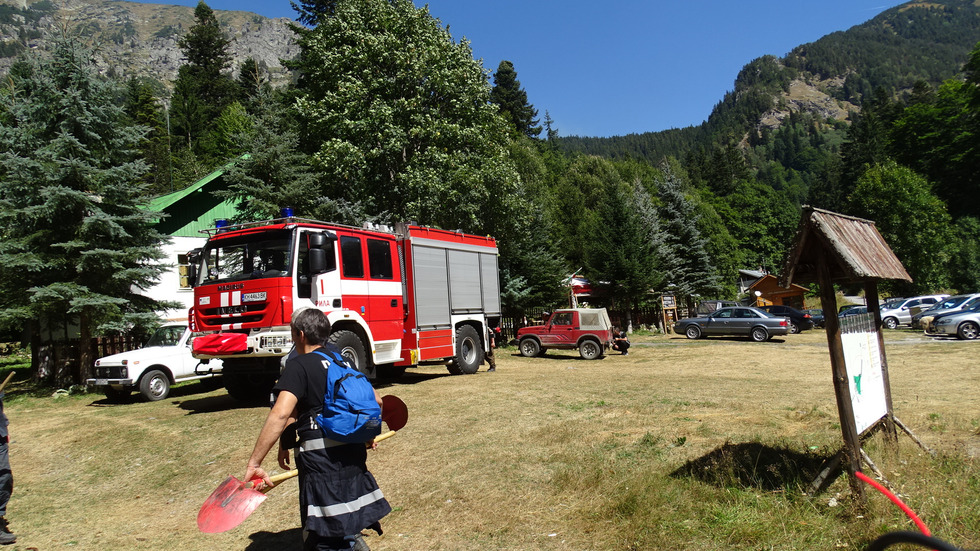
[{"x1": 856, "y1": 471, "x2": 964, "y2": 551}]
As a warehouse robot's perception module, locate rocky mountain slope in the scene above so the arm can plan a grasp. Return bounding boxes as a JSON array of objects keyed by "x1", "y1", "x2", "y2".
[{"x1": 0, "y1": 0, "x2": 297, "y2": 89}]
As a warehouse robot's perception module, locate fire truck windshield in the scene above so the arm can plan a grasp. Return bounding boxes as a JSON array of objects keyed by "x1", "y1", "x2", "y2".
[{"x1": 197, "y1": 230, "x2": 293, "y2": 285}]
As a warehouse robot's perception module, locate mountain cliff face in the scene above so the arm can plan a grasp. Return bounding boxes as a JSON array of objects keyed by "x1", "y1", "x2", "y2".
[{"x1": 0, "y1": 0, "x2": 298, "y2": 88}]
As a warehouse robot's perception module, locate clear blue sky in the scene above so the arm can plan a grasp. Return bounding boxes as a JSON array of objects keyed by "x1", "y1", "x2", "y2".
[{"x1": 139, "y1": 0, "x2": 910, "y2": 137}]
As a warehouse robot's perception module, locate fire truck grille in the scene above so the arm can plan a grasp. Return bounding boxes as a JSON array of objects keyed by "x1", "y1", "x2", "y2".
[{"x1": 199, "y1": 303, "x2": 266, "y2": 327}]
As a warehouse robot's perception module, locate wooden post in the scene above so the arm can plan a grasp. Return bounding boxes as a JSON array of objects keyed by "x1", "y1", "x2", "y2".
[
  {"x1": 864, "y1": 280, "x2": 898, "y2": 443},
  {"x1": 817, "y1": 249, "x2": 864, "y2": 500}
]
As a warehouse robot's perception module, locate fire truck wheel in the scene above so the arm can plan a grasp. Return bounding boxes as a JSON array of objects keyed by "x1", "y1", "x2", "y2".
[
  {"x1": 448, "y1": 325, "x2": 482, "y2": 375},
  {"x1": 328, "y1": 330, "x2": 369, "y2": 376}
]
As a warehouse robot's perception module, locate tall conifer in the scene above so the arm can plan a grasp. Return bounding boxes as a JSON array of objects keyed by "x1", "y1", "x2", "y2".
[{"x1": 0, "y1": 31, "x2": 170, "y2": 384}]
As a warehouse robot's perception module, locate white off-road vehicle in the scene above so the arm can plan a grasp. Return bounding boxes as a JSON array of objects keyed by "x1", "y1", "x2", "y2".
[{"x1": 88, "y1": 323, "x2": 223, "y2": 401}]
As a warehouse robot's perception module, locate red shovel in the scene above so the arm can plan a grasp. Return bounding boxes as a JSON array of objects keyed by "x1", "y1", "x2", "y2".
[{"x1": 197, "y1": 395, "x2": 408, "y2": 533}]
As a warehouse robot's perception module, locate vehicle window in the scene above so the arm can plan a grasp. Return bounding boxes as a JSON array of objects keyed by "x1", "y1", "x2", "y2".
[
  {"x1": 198, "y1": 230, "x2": 293, "y2": 284},
  {"x1": 713, "y1": 309, "x2": 733, "y2": 319},
  {"x1": 759, "y1": 310, "x2": 779, "y2": 318},
  {"x1": 367, "y1": 239, "x2": 393, "y2": 279},
  {"x1": 734, "y1": 309, "x2": 758, "y2": 318},
  {"x1": 552, "y1": 312, "x2": 573, "y2": 325},
  {"x1": 922, "y1": 298, "x2": 938, "y2": 305},
  {"x1": 146, "y1": 326, "x2": 185, "y2": 347},
  {"x1": 340, "y1": 236, "x2": 364, "y2": 278}
]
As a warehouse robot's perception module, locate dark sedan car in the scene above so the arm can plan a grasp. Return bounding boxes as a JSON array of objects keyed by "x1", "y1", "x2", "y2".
[
  {"x1": 756, "y1": 305, "x2": 815, "y2": 334},
  {"x1": 673, "y1": 306, "x2": 790, "y2": 342},
  {"x1": 802, "y1": 308, "x2": 825, "y2": 328}
]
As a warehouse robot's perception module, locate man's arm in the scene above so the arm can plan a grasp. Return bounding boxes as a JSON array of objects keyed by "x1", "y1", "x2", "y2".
[{"x1": 244, "y1": 390, "x2": 299, "y2": 488}]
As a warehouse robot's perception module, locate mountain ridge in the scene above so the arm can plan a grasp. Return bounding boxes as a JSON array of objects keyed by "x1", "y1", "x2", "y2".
[{"x1": 0, "y1": 0, "x2": 298, "y2": 90}]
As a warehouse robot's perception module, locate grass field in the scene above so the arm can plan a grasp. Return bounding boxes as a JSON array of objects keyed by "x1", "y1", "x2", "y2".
[{"x1": 3, "y1": 329, "x2": 978, "y2": 550}]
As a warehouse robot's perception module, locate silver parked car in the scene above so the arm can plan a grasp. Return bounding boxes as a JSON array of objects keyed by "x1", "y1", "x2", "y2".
[
  {"x1": 879, "y1": 294, "x2": 949, "y2": 329},
  {"x1": 929, "y1": 300, "x2": 980, "y2": 340},
  {"x1": 912, "y1": 293, "x2": 980, "y2": 330},
  {"x1": 673, "y1": 306, "x2": 790, "y2": 342}
]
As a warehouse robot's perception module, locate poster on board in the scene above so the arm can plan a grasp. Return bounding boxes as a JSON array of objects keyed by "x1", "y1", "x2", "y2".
[{"x1": 840, "y1": 314, "x2": 888, "y2": 434}]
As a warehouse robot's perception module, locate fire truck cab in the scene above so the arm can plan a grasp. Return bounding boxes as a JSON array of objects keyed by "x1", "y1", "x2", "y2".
[{"x1": 188, "y1": 217, "x2": 501, "y2": 402}]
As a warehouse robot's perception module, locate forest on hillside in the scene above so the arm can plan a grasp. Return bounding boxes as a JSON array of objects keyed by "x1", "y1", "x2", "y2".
[{"x1": 1, "y1": 0, "x2": 979, "y2": 359}]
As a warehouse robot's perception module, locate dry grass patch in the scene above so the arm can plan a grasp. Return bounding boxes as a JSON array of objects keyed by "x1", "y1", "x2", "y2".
[{"x1": 4, "y1": 329, "x2": 979, "y2": 550}]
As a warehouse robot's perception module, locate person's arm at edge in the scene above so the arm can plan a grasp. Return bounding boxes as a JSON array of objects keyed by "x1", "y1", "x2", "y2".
[{"x1": 245, "y1": 390, "x2": 299, "y2": 488}]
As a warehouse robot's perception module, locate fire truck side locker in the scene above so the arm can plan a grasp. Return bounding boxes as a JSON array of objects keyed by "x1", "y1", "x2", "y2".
[{"x1": 397, "y1": 224, "x2": 501, "y2": 374}]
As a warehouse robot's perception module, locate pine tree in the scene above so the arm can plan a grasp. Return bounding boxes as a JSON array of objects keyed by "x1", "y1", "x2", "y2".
[
  {"x1": 0, "y1": 31, "x2": 171, "y2": 385},
  {"x1": 655, "y1": 161, "x2": 721, "y2": 298},
  {"x1": 490, "y1": 60, "x2": 542, "y2": 139},
  {"x1": 171, "y1": 1, "x2": 239, "y2": 163},
  {"x1": 125, "y1": 77, "x2": 172, "y2": 195},
  {"x1": 584, "y1": 178, "x2": 665, "y2": 329}
]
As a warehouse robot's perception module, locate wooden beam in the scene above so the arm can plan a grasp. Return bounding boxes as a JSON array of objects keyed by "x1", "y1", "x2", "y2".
[{"x1": 817, "y1": 248, "x2": 865, "y2": 500}]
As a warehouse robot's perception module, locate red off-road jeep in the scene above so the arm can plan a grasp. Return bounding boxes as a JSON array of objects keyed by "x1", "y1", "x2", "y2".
[{"x1": 516, "y1": 308, "x2": 614, "y2": 360}]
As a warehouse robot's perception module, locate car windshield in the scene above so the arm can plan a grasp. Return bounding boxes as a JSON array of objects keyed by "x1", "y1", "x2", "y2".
[
  {"x1": 881, "y1": 299, "x2": 905, "y2": 309},
  {"x1": 146, "y1": 325, "x2": 185, "y2": 347},
  {"x1": 197, "y1": 229, "x2": 293, "y2": 284}
]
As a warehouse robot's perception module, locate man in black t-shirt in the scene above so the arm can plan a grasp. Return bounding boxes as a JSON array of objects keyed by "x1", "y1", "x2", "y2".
[{"x1": 245, "y1": 308, "x2": 390, "y2": 551}]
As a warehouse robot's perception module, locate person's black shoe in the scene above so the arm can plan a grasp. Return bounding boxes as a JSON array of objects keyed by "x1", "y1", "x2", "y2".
[{"x1": 0, "y1": 517, "x2": 15, "y2": 545}]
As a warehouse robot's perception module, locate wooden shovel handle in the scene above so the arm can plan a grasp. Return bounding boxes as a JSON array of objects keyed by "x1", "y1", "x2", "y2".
[
  {"x1": 260, "y1": 430, "x2": 398, "y2": 492},
  {"x1": 0, "y1": 371, "x2": 15, "y2": 394}
]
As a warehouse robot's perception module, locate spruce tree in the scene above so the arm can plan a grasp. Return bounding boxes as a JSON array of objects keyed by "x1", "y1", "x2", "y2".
[
  {"x1": 0, "y1": 31, "x2": 171, "y2": 385},
  {"x1": 125, "y1": 77, "x2": 172, "y2": 195},
  {"x1": 655, "y1": 161, "x2": 721, "y2": 298},
  {"x1": 171, "y1": 1, "x2": 239, "y2": 163},
  {"x1": 490, "y1": 60, "x2": 542, "y2": 139}
]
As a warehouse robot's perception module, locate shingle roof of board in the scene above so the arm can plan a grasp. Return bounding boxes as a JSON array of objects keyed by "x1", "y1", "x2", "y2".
[{"x1": 780, "y1": 206, "x2": 912, "y2": 287}]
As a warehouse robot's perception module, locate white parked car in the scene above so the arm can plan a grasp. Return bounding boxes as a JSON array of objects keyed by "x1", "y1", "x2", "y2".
[
  {"x1": 88, "y1": 323, "x2": 223, "y2": 401},
  {"x1": 879, "y1": 294, "x2": 949, "y2": 329}
]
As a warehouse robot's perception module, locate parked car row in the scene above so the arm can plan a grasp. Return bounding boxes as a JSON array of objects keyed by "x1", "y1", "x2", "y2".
[
  {"x1": 912, "y1": 294, "x2": 980, "y2": 329},
  {"x1": 927, "y1": 298, "x2": 980, "y2": 340}
]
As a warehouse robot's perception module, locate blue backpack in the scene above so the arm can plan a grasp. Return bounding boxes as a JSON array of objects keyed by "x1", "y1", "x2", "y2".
[{"x1": 312, "y1": 348, "x2": 382, "y2": 443}]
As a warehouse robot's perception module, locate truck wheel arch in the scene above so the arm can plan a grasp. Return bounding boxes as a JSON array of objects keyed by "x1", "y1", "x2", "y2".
[{"x1": 328, "y1": 325, "x2": 374, "y2": 378}]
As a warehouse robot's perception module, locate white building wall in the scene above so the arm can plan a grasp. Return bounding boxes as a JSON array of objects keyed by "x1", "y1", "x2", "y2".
[{"x1": 142, "y1": 236, "x2": 207, "y2": 321}]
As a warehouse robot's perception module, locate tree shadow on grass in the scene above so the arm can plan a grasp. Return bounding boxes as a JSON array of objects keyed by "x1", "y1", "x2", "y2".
[
  {"x1": 176, "y1": 392, "x2": 269, "y2": 415},
  {"x1": 245, "y1": 527, "x2": 303, "y2": 550},
  {"x1": 670, "y1": 441, "x2": 830, "y2": 491}
]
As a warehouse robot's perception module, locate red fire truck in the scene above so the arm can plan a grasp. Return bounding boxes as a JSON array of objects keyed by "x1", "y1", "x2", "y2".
[{"x1": 187, "y1": 216, "x2": 501, "y2": 402}]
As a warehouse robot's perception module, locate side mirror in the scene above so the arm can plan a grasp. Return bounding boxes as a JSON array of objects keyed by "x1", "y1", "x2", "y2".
[{"x1": 309, "y1": 248, "x2": 327, "y2": 274}]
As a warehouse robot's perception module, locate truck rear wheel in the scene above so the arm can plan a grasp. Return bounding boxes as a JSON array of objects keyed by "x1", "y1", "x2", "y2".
[
  {"x1": 328, "y1": 330, "x2": 370, "y2": 377},
  {"x1": 448, "y1": 325, "x2": 482, "y2": 375}
]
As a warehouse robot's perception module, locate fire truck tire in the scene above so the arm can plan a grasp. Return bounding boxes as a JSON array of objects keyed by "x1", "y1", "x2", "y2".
[
  {"x1": 448, "y1": 325, "x2": 482, "y2": 375},
  {"x1": 328, "y1": 330, "x2": 369, "y2": 376}
]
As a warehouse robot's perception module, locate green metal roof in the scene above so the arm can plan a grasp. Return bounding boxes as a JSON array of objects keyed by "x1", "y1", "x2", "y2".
[{"x1": 148, "y1": 156, "x2": 248, "y2": 237}]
